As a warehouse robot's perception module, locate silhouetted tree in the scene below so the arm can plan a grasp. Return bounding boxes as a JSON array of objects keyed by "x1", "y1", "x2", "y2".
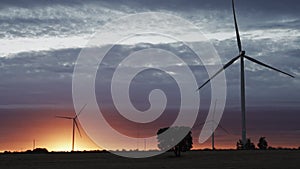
[
  {"x1": 157, "y1": 126, "x2": 192, "y2": 157},
  {"x1": 257, "y1": 137, "x2": 268, "y2": 150},
  {"x1": 25, "y1": 148, "x2": 48, "y2": 153},
  {"x1": 268, "y1": 146, "x2": 276, "y2": 150},
  {"x1": 236, "y1": 139, "x2": 243, "y2": 150},
  {"x1": 236, "y1": 138, "x2": 255, "y2": 150},
  {"x1": 35, "y1": 148, "x2": 48, "y2": 153}
]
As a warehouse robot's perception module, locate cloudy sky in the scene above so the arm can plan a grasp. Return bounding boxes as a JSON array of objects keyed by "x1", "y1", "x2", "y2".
[{"x1": 0, "y1": 0, "x2": 299, "y2": 151}]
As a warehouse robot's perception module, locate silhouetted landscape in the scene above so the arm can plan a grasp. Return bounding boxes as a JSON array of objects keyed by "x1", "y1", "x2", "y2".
[
  {"x1": 1, "y1": 149, "x2": 300, "y2": 169},
  {"x1": 1, "y1": 0, "x2": 299, "y2": 168}
]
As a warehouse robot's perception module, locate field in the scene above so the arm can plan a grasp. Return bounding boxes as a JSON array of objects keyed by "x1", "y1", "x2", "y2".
[{"x1": 1, "y1": 150, "x2": 299, "y2": 169}]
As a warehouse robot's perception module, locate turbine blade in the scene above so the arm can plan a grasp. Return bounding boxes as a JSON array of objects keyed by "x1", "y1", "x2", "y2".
[
  {"x1": 197, "y1": 55, "x2": 240, "y2": 90},
  {"x1": 215, "y1": 123, "x2": 230, "y2": 135},
  {"x1": 244, "y1": 55, "x2": 295, "y2": 78},
  {"x1": 56, "y1": 116, "x2": 73, "y2": 119},
  {"x1": 75, "y1": 103, "x2": 88, "y2": 118},
  {"x1": 74, "y1": 120, "x2": 82, "y2": 138},
  {"x1": 232, "y1": 0, "x2": 242, "y2": 52}
]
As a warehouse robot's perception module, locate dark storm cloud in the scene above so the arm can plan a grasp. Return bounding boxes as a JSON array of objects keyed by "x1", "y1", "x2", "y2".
[
  {"x1": 0, "y1": 0, "x2": 299, "y2": 107},
  {"x1": 0, "y1": 41, "x2": 298, "y2": 110},
  {"x1": 0, "y1": 49, "x2": 80, "y2": 106}
]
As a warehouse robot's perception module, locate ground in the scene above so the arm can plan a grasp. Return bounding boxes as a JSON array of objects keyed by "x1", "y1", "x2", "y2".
[{"x1": 1, "y1": 150, "x2": 299, "y2": 169}]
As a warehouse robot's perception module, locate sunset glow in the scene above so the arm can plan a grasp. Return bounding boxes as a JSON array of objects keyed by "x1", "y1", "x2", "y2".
[
  {"x1": 0, "y1": 108, "x2": 299, "y2": 152},
  {"x1": 0, "y1": 0, "x2": 299, "y2": 154}
]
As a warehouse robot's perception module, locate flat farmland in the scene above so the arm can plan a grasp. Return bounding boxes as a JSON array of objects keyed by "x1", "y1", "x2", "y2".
[{"x1": 1, "y1": 150, "x2": 299, "y2": 169}]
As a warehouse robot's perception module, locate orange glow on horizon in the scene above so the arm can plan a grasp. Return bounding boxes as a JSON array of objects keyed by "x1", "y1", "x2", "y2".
[
  {"x1": 0, "y1": 108, "x2": 299, "y2": 152},
  {"x1": 0, "y1": 109, "x2": 101, "y2": 152}
]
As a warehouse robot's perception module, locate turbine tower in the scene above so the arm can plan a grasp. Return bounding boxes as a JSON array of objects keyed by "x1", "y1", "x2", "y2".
[
  {"x1": 56, "y1": 104, "x2": 87, "y2": 151},
  {"x1": 197, "y1": 0, "x2": 294, "y2": 148}
]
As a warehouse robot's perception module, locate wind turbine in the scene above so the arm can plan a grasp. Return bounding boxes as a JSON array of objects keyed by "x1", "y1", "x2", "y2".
[
  {"x1": 197, "y1": 0, "x2": 294, "y2": 148},
  {"x1": 210, "y1": 100, "x2": 230, "y2": 150},
  {"x1": 56, "y1": 104, "x2": 87, "y2": 151},
  {"x1": 200, "y1": 100, "x2": 230, "y2": 150}
]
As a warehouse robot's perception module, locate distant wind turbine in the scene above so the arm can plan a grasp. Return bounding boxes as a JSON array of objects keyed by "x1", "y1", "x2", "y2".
[
  {"x1": 56, "y1": 104, "x2": 87, "y2": 151},
  {"x1": 197, "y1": 0, "x2": 294, "y2": 148},
  {"x1": 210, "y1": 100, "x2": 230, "y2": 150},
  {"x1": 211, "y1": 123, "x2": 229, "y2": 151},
  {"x1": 200, "y1": 100, "x2": 230, "y2": 150},
  {"x1": 33, "y1": 139, "x2": 35, "y2": 150}
]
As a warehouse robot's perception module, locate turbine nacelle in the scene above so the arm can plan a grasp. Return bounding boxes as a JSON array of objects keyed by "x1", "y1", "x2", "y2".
[{"x1": 240, "y1": 51, "x2": 246, "y2": 56}]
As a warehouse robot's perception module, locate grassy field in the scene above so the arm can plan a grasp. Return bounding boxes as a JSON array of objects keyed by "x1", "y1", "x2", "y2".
[{"x1": 1, "y1": 150, "x2": 299, "y2": 169}]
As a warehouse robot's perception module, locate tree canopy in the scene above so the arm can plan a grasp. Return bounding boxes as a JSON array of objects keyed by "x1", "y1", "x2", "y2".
[
  {"x1": 257, "y1": 137, "x2": 268, "y2": 150},
  {"x1": 236, "y1": 138, "x2": 256, "y2": 150},
  {"x1": 157, "y1": 126, "x2": 193, "y2": 157}
]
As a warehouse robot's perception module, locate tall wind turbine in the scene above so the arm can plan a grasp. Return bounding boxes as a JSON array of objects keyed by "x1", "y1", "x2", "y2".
[
  {"x1": 56, "y1": 104, "x2": 87, "y2": 151},
  {"x1": 197, "y1": 0, "x2": 294, "y2": 148}
]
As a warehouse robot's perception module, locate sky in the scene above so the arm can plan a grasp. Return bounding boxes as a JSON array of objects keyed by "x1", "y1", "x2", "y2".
[{"x1": 0, "y1": 0, "x2": 299, "y2": 152}]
